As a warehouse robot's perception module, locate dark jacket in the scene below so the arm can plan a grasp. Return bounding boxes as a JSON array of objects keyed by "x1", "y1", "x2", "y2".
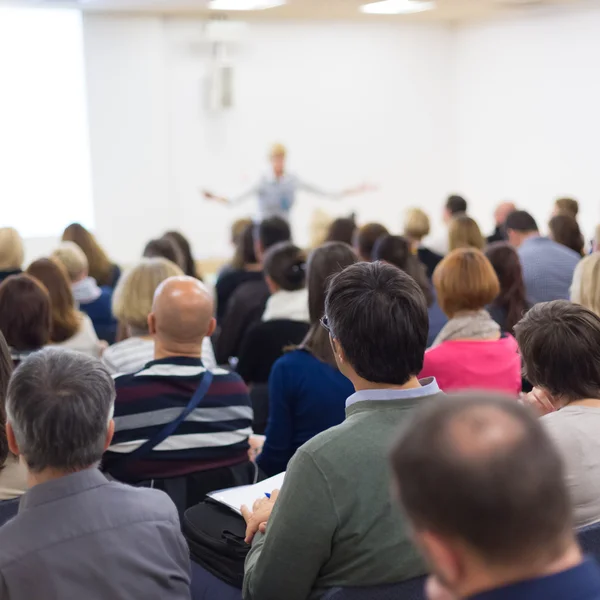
[
  {"x1": 417, "y1": 247, "x2": 444, "y2": 278},
  {"x1": 79, "y1": 286, "x2": 117, "y2": 344},
  {"x1": 487, "y1": 225, "x2": 507, "y2": 245}
]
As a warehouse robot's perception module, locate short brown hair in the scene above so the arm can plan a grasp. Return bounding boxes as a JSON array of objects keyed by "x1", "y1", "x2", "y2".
[
  {"x1": 0, "y1": 274, "x2": 51, "y2": 351},
  {"x1": 434, "y1": 248, "x2": 500, "y2": 318},
  {"x1": 391, "y1": 394, "x2": 572, "y2": 566},
  {"x1": 354, "y1": 223, "x2": 389, "y2": 261},
  {"x1": 448, "y1": 215, "x2": 485, "y2": 252},
  {"x1": 515, "y1": 300, "x2": 600, "y2": 401},
  {"x1": 26, "y1": 259, "x2": 79, "y2": 343},
  {"x1": 555, "y1": 197, "x2": 579, "y2": 219}
]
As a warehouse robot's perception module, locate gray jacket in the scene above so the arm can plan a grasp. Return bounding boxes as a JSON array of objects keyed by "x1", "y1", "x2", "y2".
[{"x1": 0, "y1": 469, "x2": 191, "y2": 599}]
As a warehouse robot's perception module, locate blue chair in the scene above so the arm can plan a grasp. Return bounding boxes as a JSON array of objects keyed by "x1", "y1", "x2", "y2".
[
  {"x1": 323, "y1": 576, "x2": 426, "y2": 600},
  {"x1": 0, "y1": 498, "x2": 19, "y2": 527},
  {"x1": 578, "y1": 521, "x2": 600, "y2": 564},
  {"x1": 190, "y1": 561, "x2": 242, "y2": 600}
]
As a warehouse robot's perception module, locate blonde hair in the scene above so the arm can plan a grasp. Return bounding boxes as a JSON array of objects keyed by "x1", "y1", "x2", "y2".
[
  {"x1": 112, "y1": 257, "x2": 184, "y2": 331},
  {"x1": 448, "y1": 215, "x2": 485, "y2": 252},
  {"x1": 0, "y1": 228, "x2": 24, "y2": 271},
  {"x1": 404, "y1": 208, "x2": 430, "y2": 241},
  {"x1": 52, "y1": 242, "x2": 88, "y2": 282},
  {"x1": 270, "y1": 143, "x2": 287, "y2": 158},
  {"x1": 571, "y1": 254, "x2": 600, "y2": 317}
]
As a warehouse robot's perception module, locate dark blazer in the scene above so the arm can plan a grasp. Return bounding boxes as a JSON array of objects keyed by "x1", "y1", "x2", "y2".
[
  {"x1": 0, "y1": 269, "x2": 21, "y2": 285},
  {"x1": 487, "y1": 225, "x2": 507, "y2": 245},
  {"x1": 216, "y1": 269, "x2": 265, "y2": 322},
  {"x1": 417, "y1": 247, "x2": 444, "y2": 278}
]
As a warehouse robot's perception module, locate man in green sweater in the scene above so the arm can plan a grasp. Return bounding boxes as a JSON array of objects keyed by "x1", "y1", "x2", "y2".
[{"x1": 241, "y1": 261, "x2": 444, "y2": 600}]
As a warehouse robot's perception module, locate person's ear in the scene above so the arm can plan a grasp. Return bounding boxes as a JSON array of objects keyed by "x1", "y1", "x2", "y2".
[
  {"x1": 104, "y1": 419, "x2": 115, "y2": 450},
  {"x1": 206, "y1": 317, "x2": 217, "y2": 338},
  {"x1": 418, "y1": 531, "x2": 463, "y2": 592},
  {"x1": 148, "y1": 312, "x2": 157, "y2": 336},
  {"x1": 331, "y1": 337, "x2": 346, "y2": 365},
  {"x1": 6, "y1": 423, "x2": 19, "y2": 456}
]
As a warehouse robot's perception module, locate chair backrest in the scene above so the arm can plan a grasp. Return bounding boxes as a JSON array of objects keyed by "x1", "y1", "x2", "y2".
[
  {"x1": 578, "y1": 521, "x2": 600, "y2": 564},
  {"x1": 322, "y1": 576, "x2": 426, "y2": 600},
  {"x1": 0, "y1": 497, "x2": 19, "y2": 528},
  {"x1": 250, "y1": 383, "x2": 270, "y2": 435}
]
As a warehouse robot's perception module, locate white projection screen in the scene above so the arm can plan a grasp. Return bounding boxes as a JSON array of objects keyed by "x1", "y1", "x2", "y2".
[{"x1": 0, "y1": 7, "x2": 94, "y2": 237}]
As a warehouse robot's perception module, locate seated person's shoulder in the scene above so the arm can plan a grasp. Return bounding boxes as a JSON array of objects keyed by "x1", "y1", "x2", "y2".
[{"x1": 104, "y1": 480, "x2": 180, "y2": 523}]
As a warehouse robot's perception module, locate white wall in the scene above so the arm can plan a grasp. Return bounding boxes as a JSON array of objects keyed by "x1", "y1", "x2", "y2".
[
  {"x1": 455, "y1": 5, "x2": 600, "y2": 238},
  {"x1": 74, "y1": 16, "x2": 457, "y2": 263}
]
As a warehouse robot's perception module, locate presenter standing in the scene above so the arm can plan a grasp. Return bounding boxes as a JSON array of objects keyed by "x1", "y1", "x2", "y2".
[{"x1": 203, "y1": 143, "x2": 373, "y2": 222}]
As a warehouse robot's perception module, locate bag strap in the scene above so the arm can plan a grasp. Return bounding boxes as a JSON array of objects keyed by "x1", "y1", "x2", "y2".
[{"x1": 117, "y1": 369, "x2": 214, "y2": 468}]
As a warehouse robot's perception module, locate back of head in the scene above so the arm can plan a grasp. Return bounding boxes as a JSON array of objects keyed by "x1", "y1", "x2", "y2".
[
  {"x1": 263, "y1": 242, "x2": 307, "y2": 292},
  {"x1": 232, "y1": 223, "x2": 258, "y2": 270},
  {"x1": 0, "y1": 227, "x2": 24, "y2": 272},
  {"x1": 434, "y1": 248, "x2": 500, "y2": 318},
  {"x1": 555, "y1": 197, "x2": 579, "y2": 219},
  {"x1": 505, "y1": 210, "x2": 538, "y2": 234},
  {"x1": 62, "y1": 223, "x2": 112, "y2": 287},
  {"x1": 113, "y1": 257, "x2": 184, "y2": 333},
  {"x1": 391, "y1": 394, "x2": 572, "y2": 567},
  {"x1": 151, "y1": 276, "x2": 215, "y2": 352},
  {"x1": 301, "y1": 242, "x2": 358, "y2": 366},
  {"x1": 162, "y1": 231, "x2": 199, "y2": 279},
  {"x1": 373, "y1": 235, "x2": 433, "y2": 306},
  {"x1": 448, "y1": 215, "x2": 485, "y2": 252},
  {"x1": 446, "y1": 195, "x2": 468, "y2": 216},
  {"x1": 6, "y1": 348, "x2": 115, "y2": 473},
  {"x1": 255, "y1": 217, "x2": 292, "y2": 254},
  {"x1": 325, "y1": 215, "x2": 357, "y2": 246},
  {"x1": 549, "y1": 215, "x2": 584, "y2": 256},
  {"x1": 52, "y1": 241, "x2": 89, "y2": 282},
  {"x1": 26, "y1": 258, "x2": 79, "y2": 343},
  {"x1": 325, "y1": 262, "x2": 428, "y2": 384},
  {"x1": 571, "y1": 253, "x2": 600, "y2": 317},
  {"x1": 404, "y1": 208, "x2": 430, "y2": 241},
  {"x1": 0, "y1": 274, "x2": 51, "y2": 351},
  {"x1": 143, "y1": 238, "x2": 184, "y2": 270},
  {"x1": 354, "y1": 222, "x2": 390, "y2": 261},
  {"x1": 515, "y1": 300, "x2": 600, "y2": 401},
  {"x1": 485, "y1": 242, "x2": 527, "y2": 334}
]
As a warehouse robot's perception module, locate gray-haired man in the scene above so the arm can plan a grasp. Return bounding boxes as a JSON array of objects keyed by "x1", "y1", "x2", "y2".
[{"x1": 0, "y1": 348, "x2": 191, "y2": 600}]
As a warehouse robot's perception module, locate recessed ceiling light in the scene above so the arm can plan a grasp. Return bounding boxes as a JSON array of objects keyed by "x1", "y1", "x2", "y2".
[
  {"x1": 360, "y1": 0, "x2": 435, "y2": 14},
  {"x1": 208, "y1": 0, "x2": 285, "y2": 10}
]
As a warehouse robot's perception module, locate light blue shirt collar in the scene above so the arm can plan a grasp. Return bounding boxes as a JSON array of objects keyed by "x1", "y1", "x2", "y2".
[{"x1": 346, "y1": 377, "x2": 440, "y2": 408}]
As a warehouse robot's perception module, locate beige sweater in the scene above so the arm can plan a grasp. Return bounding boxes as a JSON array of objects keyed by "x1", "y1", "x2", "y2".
[{"x1": 0, "y1": 455, "x2": 27, "y2": 501}]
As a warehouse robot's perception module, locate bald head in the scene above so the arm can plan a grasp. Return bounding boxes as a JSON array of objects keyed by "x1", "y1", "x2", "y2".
[
  {"x1": 494, "y1": 202, "x2": 516, "y2": 226},
  {"x1": 391, "y1": 394, "x2": 572, "y2": 565},
  {"x1": 149, "y1": 276, "x2": 215, "y2": 355}
]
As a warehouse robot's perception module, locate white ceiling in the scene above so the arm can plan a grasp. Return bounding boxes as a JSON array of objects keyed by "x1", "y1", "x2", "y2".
[{"x1": 3, "y1": 0, "x2": 595, "y2": 22}]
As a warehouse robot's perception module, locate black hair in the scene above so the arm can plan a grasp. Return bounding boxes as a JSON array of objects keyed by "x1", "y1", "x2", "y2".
[
  {"x1": 325, "y1": 262, "x2": 428, "y2": 384},
  {"x1": 325, "y1": 215, "x2": 357, "y2": 246},
  {"x1": 354, "y1": 223, "x2": 389, "y2": 261},
  {"x1": 143, "y1": 238, "x2": 184, "y2": 269},
  {"x1": 446, "y1": 195, "x2": 468, "y2": 215},
  {"x1": 263, "y1": 242, "x2": 307, "y2": 291},
  {"x1": 505, "y1": 210, "x2": 538, "y2": 233},
  {"x1": 255, "y1": 217, "x2": 292, "y2": 252}
]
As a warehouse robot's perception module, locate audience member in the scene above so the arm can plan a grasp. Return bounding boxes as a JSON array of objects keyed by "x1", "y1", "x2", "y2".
[
  {"x1": 103, "y1": 277, "x2": 252, "y2": 510},
  {"x1": 26, "y1": 258, "x2": 104, "y2": 357},
  {"x1": 516, "y1": 301, "x2": 600, "y2": 527},
  {"x1": 256, "y1": 242, "x2": 357, "y2": 477},
  {"x1": 242, "y1": 262, "x2": 443, "y2": 599},
  {"x1": 421, "y1": 249, "x2": 521, "y2": 394},
  {"x1": 163, "y1": 230, "x2": 202, "y2": 280},
  {"x1": 448, "y1": 214, "x2": 485, "y2": 252},
  {"x1": 0, "y1": 228, "x2": 24, "y2": 285},
  {"x1": 373, "y1": 234, "x2": 447, "y2": 346},
  {"x1": 353, "y1": 222, "x2": 389, "y2": 262},
  {"x1": 553, "y1": 196, "x2": 579, "y2": 219},
  {"x1": 216, "y1": 217, "x2": 291, "y2": 365},
  {"x1": 52, "y1": 241, "x2": 117, "y2": 344},
  {"x1": 236, "y1": 242, "x2": 309, "y2": 385},
  {"x1": 549, "y1": 214, "x2": 585, "y2": 256},
  {"x1": 216, "y1": 224, "x2": 263, "y2": 322},
  {"x1": 485, "y1": 242, "x2": 529, "y2": 334},
  {"x1": 429, "y1": 194, "x2": 468, "y2": 255},
  {"x1": 571, "y1": 253, "x2": 600, "y2": 317},
  {"x1": 0, "y1": 330, "x2": 25, "y2": 501},
  {"x1": 104, "y1": 258, "x2": 216, "y2": 373},
  {"x1": 403, "y1": 207, "x2": 443, "y2": 277},
  {"x1": 143, "y1": 237, "x2": 185, "y2": 269},
  {"x1": 62, "y1": 222, "x2": 121, "y2": 288},
  {"x1": 0, "y1": 274, "x2": 51, "y2": 365},
  {"x1": 325, "y1": 214, "x2": 357, "y2": 246},
  {"x1": 390, "y1": 394, "x2": 600, "y2": 600},
  {"x1": 487, "y1": 201, "x2": 516, "y2": 244},
  {"x1": 506, "y1": 210, "x2": 580, "y2": 305},
  {"x1": 0, "y1": 348, "x2": 191, "y2": 598}
]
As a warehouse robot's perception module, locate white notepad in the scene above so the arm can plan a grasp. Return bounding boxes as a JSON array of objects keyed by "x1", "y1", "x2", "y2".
[{"x1": 207, "y1": 472, "x2": 286, "y2": 515}]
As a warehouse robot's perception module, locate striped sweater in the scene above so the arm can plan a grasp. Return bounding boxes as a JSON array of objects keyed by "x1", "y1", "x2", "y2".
[{"x1": 103, "y1": 356, "x2": 253, "y2": 482}]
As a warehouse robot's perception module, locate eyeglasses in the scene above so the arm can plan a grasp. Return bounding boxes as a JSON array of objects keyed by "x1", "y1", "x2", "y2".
[{"x1": 320, "y1": 315, "x2": 334, "y2": 338}]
